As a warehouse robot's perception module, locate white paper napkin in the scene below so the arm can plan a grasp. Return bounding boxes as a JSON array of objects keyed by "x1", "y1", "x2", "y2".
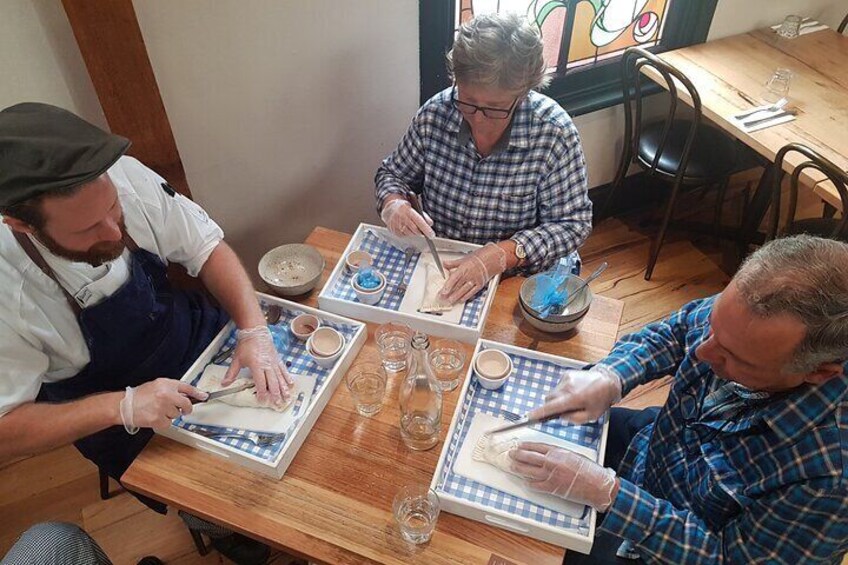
[{"x1": 731, "y1": 106, "x2": 796, "y2": 133}]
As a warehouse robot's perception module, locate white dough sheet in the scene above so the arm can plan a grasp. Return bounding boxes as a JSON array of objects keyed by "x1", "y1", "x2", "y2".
[
  {"x1": 399, "y1": 252, "x2": 466, "y2": 322},
  {"x1": 453, "y1": 412, "x2": 597, "y2": 518}
]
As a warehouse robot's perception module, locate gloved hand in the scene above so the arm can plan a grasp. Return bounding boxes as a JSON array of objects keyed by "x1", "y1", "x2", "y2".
[
  {"x1": 527, "y1": 366, "x2": 622, "y2": 424},
  {"x1": 124, "y1": 378, "x2": 207, "y2": 431},
  {"x1": 380, "y1": 197, "x2": 435, "y2": 238},
  {"x1": 510, "y1": 442, "x2": 618, "y2": 511},
  {"x1": 222, "y1": 326, "x2": 294, "y2": 407},
  {"x1": 439, "y1": 242, "x2": 507, "y2": 304}
]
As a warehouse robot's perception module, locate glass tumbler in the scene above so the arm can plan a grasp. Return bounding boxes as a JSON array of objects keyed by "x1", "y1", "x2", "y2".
[
  {"x1": 762, "y1": 68, "x2": 792, "y2": 104},
  {"x1": 375, "y1": 322, "x2": 413, "y2": 372},
  {"x1": 345, "y1": 363, "x2": 387, "y2": 417},
  {"x1": 428, "y1": 339, "x2": 467, "y2": 391},
  {"x1": 392, "y1": 485, "x2": 440, "y2": 544},
  {"x1": 777, "y1": 15, "x2": 802, "y2": 39}
]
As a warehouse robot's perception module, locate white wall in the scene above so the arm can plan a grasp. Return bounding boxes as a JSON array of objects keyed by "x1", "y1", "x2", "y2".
[
  {"x1": 132, "y1": 0, "x2": 419, "y2": 275},
  {"x1": 1, "y1": 0, "x2": 104, "y2": 127}
]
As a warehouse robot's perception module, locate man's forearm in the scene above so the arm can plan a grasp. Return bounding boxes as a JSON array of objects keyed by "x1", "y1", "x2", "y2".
[
  {"x1": 0, "y1": 393, "x2": 122, "y2": 461},
  {"x1": 199, "y1": 241, "x2": 265, "y2": 329}
]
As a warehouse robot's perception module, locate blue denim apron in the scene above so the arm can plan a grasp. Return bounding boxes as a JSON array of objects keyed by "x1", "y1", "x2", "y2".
[{"x1": 15, "y1": 232, "x2": 227, "y2": 511}]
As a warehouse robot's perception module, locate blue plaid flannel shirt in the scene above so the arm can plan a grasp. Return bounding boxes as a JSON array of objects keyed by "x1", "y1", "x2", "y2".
[
  {"x1": 596, "y1": 296, "x2": 848, "y2": 564},
  {"x1": 375, "y1": 87, "x2": 592, "y2": 274}
]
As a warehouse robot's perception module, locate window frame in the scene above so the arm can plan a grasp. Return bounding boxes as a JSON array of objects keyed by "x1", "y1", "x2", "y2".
[{"x1": 419, "y1": 0, "x2": 719, "y2": 116}]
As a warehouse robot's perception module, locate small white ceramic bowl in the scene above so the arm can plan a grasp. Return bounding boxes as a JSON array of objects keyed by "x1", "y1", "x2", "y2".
[
  {"x1": 344, "y1": 250, "x2": 373, "y2": 274},
  {"x1": 308, "y1": 327, "x2": 343, "y2": 357},
  {"x1": 307, "y1": 334, "x2": 346, "y2": 368},
  {"x1": 473, "y1": 349, "x2": 513, "y2": 390},
  {"x1": 259, "y1": 244, "x2": 325, "y2": 296},
  {"x1": 352, "y1": 271, "x2": 386, "y2": 306},
  {"x1": 290, "y1": 313, "x2": 320, "y2": 341}
]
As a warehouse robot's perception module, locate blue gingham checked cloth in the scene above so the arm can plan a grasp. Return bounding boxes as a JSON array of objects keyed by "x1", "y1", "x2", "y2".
[
  {"x1": 435, "y1": 344, "x2": 604, "y2": 533},
  {"x1": 327, "y1": 230, "x2": 487, "y2": 328},
  {"x1": 171, "y1": 305, "x2": 361, "y2": 462}
]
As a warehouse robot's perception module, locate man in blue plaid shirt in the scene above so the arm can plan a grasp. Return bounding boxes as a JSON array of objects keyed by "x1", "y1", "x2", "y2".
[
  {"x1": 512, "y1": 235, "x2": 848, "y2": 564},
  {"x1": 375, "y1": 13, "x2": 591, "y2": 305}
]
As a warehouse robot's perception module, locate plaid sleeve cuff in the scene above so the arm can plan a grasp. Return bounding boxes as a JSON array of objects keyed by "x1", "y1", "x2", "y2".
[
  {"x1": 595, "y1": 358, "x2": 646, "y2": 395},
  {"x1": 601, "y1": 478, "x2": 658, "y2": 543},
  {"x1": 510, "y1": 229, "x2": 547, "y2": 269}
]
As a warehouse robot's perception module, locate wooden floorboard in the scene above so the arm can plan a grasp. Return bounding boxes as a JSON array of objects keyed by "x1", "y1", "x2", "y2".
[{"x1": 1, "y1": 194, "x2": 759, "y2": 561}]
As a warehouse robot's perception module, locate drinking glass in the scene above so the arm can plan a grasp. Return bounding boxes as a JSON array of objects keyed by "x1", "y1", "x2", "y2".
[
  {"x1": 777, "y1": 15, "x2": 802, "y2": 39},
  {"x1": 345, "y1": 363, "x2": 387, "y2": 417},
  {"x1": 428, "y1": 339, "x2": 467, "y2": 391},
  {"x1": 392, "y1": 485, "x2": 440, "y2": 544},
  {"x1": 762, "y1": 68, "x2": 792, "y2": 104},
  {"x1": 375, "y1": 322, "x2": 413, "y2": 372}
]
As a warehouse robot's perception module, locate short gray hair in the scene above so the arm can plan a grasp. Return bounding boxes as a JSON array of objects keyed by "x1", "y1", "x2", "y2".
[
  {"x1": 446, "y1": 12, "x2": 551, "y2": 93},
  {"x1": 734, "y1": 235, "x2": 848, "y2": 373}
]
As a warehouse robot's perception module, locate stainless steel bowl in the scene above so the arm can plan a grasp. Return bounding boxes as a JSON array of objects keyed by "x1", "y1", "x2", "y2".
[
  {"x1": 258, "y1": 244, "x2": 325, "y2": 296},
  {"x1": 518, "y1": 273, "x2": 593, "y2": 331}
]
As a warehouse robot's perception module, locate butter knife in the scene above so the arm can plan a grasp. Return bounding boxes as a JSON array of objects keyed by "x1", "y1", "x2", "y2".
[
  {"x1": 406, "y1": 192, "x2": 447, "y2": 278},
  {"x1": 487, "y1": 408, "x2": 584, "y2": 435},
  {"x1": 743, "y1": 110, "x2": 795, "y2": 128},
  {"x1": 191, "y1": 380, "x2": 255, "y2": 404}
]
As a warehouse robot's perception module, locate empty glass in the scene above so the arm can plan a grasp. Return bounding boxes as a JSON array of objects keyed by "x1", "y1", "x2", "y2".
[
  {"x1": 777, "y1": 15, "x2": 802, "y2": 39},
  {"x1": 392, "y1": 485, "x2": 440, "y2": 544},
  {"x1": 345, "y1": 363, "x2": 387, "y2": 417},
  {"x1": 375, "y1": 322, "x2": 413, "y2": 372},
  {"x1": 428, "y1": 339, "x2": 467, "y2": 391},
  {"x1": 762, "y1": 68, "x2": 792, "y2": 104}
]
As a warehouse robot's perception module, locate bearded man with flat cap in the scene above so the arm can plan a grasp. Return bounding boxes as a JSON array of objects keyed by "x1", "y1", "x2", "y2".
[{"x1": 0, "y1": 103, "x2": 287, "y2": 564}]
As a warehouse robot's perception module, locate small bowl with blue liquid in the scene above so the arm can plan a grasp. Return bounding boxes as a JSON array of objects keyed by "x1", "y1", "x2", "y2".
[{"x1": 352, "y1": 266, "x2": 386, "y2": 306}]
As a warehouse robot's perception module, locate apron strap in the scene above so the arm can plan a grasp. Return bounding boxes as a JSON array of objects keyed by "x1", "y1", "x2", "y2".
[
  {"x1": 12, "y1": 231, "x2": 141, "y2": 317},
  {"x1": 13, "y1": 231, "x2": 82, "y2": 316}
]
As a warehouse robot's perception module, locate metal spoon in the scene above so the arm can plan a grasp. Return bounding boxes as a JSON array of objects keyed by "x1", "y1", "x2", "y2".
[{"x1": 550, "y1": 261, "x2": 608, "y2": 317}]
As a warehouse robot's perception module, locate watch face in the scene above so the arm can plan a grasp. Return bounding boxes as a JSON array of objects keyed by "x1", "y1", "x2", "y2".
[{"x1": 515, "y1": 243, "x2": 527, "y2": 259}]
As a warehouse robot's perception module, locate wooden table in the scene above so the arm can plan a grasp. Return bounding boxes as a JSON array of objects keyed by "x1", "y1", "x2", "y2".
[
  {"x1": 122, "y1": 227, "x2": 624, "y2": 565},
  {"x1": 642, "y1": 27, "x2": 848, "y2": 228}
]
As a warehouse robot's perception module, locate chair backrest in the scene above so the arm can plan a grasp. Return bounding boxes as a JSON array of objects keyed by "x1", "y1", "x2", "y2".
[
  {"x1": 838, "y1": 12, "x2": 848, "y2": 34},
  {"x1": 768, "y1": 142, "x2": 848, "y2": 239},
  {"x1": 619, "y1": 46, "x2": 703, "y2": 182}
]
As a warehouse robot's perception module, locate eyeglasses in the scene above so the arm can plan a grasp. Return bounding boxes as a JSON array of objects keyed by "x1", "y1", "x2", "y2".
[{"x1": 452, "y1": 91, "x2": 518, "y2": 120}]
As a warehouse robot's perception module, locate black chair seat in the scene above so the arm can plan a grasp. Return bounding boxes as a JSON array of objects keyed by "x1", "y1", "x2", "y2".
[
  {"x1": 638, "y1": 120, "x2": 737, "y2": 182},
  {"x1": 786, "y1": 218, "x2": 848, "y2": 240}
]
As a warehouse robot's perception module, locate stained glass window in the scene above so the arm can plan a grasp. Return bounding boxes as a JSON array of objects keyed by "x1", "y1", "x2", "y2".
[{"x1": 457, "y1": 0, "x2": 672, "y2": 74}]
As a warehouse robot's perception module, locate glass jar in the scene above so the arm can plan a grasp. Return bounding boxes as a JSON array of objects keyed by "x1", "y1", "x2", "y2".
[{"x1": 399, "y1": 333, "x2": 442, "y2": 451}]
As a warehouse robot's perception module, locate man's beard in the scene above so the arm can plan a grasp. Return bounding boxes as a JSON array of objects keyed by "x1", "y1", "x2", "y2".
[{"x1": 36, "y1": 218, "x2": 127, "y2": 267}]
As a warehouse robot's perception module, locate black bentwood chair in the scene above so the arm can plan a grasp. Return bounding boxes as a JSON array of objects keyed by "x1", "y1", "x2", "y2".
[
  {"x1": 603, "y1": 46, "x2": 739, "y2": 280},
  {"x1": 766, "y1": 142, "x2": 848, "y2": 242}
]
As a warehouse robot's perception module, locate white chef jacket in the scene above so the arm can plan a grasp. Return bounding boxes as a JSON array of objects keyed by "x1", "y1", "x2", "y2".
[{"x1": 0, "y1": 156, "x2": 224, "y2": 416}]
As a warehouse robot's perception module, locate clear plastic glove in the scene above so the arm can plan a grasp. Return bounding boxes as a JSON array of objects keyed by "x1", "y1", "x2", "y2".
[
  {"x1": 222, "y1": 326, "x2": 294, "y2": 407},
  {"x1": 127, "y1": 378, "x2": 207, "y2": 431},
  {"x1": 527, "y1": 367, "x2": 622, "y2": 424},
  {"x1": 380, "y1": 198, "x2": 435, "y2": 238},
  {"x1": 510, "y1": 442, "x2": 618, "y2": 511},
  {"x1": 439, "y1": 243, "x2": 507, "y2": 305}
]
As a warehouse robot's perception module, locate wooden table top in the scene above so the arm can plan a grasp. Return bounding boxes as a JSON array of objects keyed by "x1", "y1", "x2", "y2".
[
  {"x1": 122, "y1": 227, "x2": 624, "y2": 565},
  {"x1": 642, "y1": 28, "x2": 848, "y2": 204}
]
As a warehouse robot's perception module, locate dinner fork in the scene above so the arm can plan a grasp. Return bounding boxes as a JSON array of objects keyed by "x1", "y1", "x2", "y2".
[
  {"x1": 191, "y1": 429, "x2": 287, "y2": 446},
  {"x1": 734, "y1": 97, "x2": 787, "y2": 120},
  {"x1": 395, "y1": 247, "x2": 416, "y2": 295}
]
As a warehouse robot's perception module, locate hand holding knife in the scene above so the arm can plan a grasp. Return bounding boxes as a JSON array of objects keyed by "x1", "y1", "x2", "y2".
[
  {"x1": 190, "y1": 380, "x2": 256, "y2": 404},
  {"x1": 405, "y1": 191, "x2": 448, "y2": 278}
]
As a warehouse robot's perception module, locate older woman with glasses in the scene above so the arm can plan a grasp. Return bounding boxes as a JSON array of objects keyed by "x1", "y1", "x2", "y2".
[{"x1": 375, "y1": 12, "x2": 591, "y2": 304}]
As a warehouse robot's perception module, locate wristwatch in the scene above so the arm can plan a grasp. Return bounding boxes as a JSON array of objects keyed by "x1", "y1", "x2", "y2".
[{"x1": 512, "y1": 240, "x2": 527, "y2": 263}]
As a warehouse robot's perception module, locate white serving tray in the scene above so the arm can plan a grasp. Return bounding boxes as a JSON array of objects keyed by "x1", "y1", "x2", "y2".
[
  {"x1": 317, "y1": 223, "x2": 499, "y2": 344},
  {"x1": 157, "y1": 292, "x2": 366, "y2": 479},
  {"x1": 430, "y1": 339, "x2": 610, "y2": 554}
]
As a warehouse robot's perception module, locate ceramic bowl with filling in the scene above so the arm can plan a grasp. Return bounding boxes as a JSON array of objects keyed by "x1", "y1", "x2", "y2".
[
  {"x1": 259, "y1": 244, "x2": 325, "y2": 296},
  {"x1": 473, "y1": 349, "x2": 513, "y2": 390},
  {"x1": 290, "y1": 314, "x2": 320, "y2": 341},
  {"x1": 351, "y1": 271, "x2": 386, "y2": 306},
  {"x1": 344, "y1": 250, "x2": 373, "y2": 274}
]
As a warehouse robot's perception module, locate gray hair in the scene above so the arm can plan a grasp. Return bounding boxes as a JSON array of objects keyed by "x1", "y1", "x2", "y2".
[
  {"x1": 734, "y1": 235, "x2": 848, "y2": 373},
  {"x1": 446, "y1": 12, "x2": 551, "y2": 93}
]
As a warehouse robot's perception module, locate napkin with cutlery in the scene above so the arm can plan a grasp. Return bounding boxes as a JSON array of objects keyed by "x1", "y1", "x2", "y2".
[
  {"x1": 731, "y1": 103, "x2": 796, "y2": 133},
  {"x1": 770, "y1": 18, "x2": 829, "y2": 36}
]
